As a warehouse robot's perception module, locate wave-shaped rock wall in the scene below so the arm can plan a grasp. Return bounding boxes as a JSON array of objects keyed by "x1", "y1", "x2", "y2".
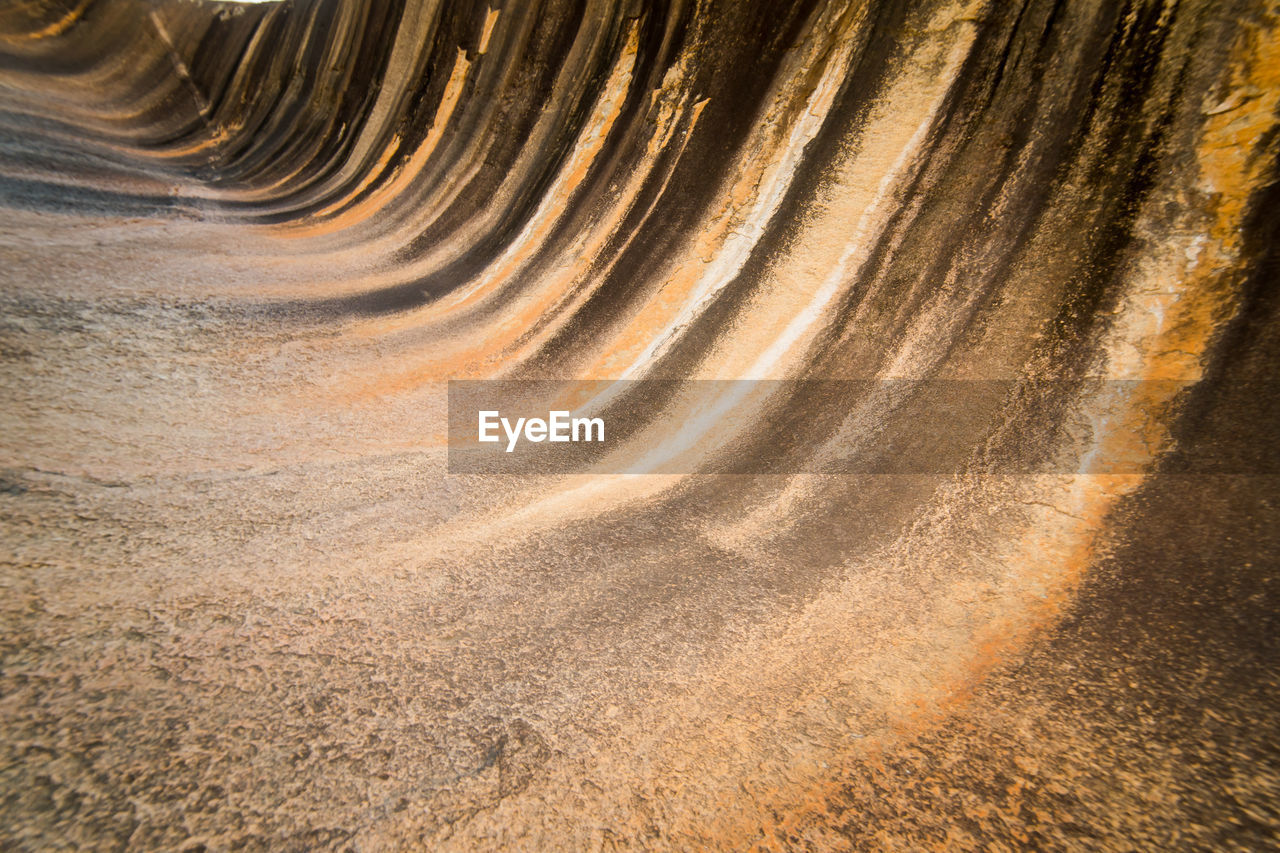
[{"x1": 1, "y1": 0, "x2": 1277, "y2": 848}]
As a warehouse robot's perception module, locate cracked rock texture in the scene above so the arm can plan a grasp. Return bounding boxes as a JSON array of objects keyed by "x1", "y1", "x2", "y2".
[{"x1": 1, "y1": 0, "x2": 1278, "y2": 849}]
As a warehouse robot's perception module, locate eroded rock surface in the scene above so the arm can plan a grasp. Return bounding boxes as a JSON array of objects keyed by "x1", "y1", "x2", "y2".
[{"x1": 1, "y1": 0, "x2": 1277, "y2": 849}]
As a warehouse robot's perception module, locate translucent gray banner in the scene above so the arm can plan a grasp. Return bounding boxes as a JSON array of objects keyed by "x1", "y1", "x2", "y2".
[{"x1": 446, "y1": 379, "x2": 1279, "y2": 475}]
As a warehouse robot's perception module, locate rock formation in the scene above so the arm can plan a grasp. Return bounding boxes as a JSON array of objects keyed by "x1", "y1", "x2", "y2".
[{"x1": 1, "y1": 0, "x2": 1277, "y2": 848}]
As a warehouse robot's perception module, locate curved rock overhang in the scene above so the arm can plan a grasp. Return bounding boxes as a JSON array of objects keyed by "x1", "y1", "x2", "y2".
[{"x1": 1, "y1": 0, "x2": 1277, "y2": 848}]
